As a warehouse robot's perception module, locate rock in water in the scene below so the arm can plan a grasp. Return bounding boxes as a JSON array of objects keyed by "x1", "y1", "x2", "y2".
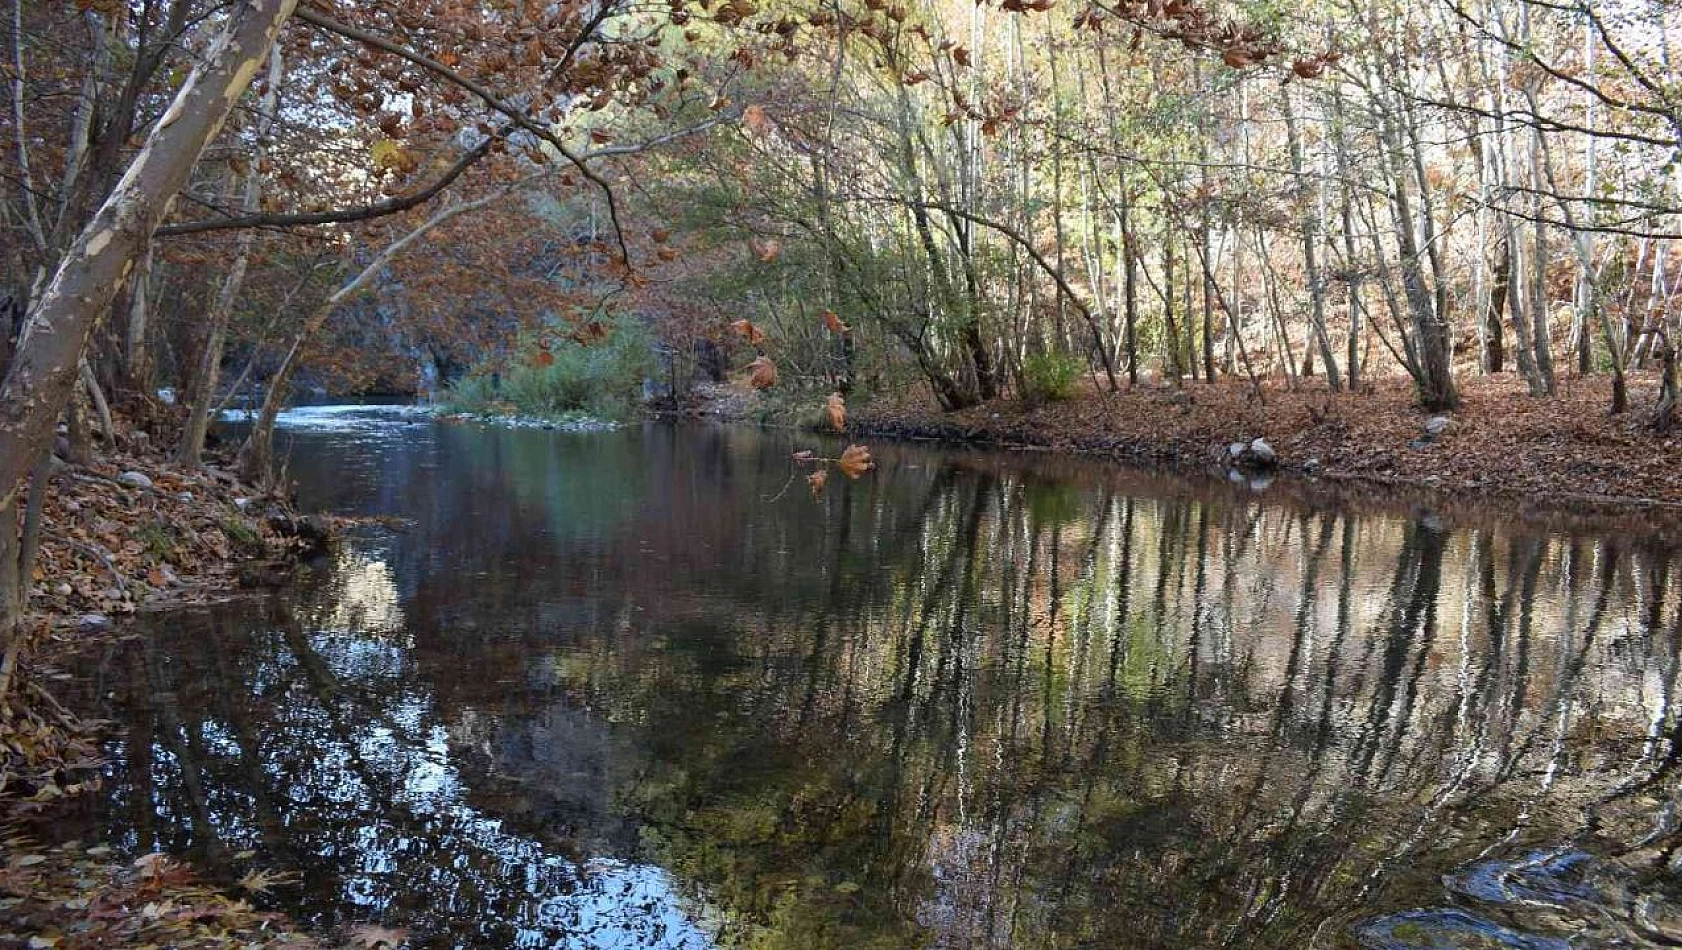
[
  {"x1": 117, "y1": 471, "x2": 154, "y2": 490},
  {"x1": 1248, "y1": 438, "x2": 1276, "y2": 464}
]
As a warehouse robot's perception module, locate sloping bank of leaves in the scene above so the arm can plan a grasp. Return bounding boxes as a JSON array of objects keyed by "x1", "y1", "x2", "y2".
[{"x1": 1, "y1": 431, "x2": 359, "y2": 949}]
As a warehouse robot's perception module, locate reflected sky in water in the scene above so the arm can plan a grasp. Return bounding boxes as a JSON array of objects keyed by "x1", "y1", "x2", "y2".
[{"x1": 50, "y1": 411, "x2": 1682, "y2": 949}]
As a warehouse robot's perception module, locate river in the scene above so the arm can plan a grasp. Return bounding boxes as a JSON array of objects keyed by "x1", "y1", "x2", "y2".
[{"x1": 49, "y1": 406, "x2": 1682, "y2": 948}]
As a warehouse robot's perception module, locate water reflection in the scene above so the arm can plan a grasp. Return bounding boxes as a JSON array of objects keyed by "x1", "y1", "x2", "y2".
[{"x1": 52, "y1": 421, "x2": 1682, "y2": 949}]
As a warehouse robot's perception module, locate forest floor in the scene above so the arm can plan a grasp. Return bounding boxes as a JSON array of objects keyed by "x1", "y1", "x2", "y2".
[
  {"x1": 1, "y1": 430, "x2": 347, "y2": 950},
  {"x1": 839, "y1": 371, "x2": 1682, "y2": 516}
]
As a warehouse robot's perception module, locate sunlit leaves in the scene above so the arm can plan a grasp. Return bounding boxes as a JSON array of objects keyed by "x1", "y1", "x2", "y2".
[
  {"x1": 370, "y1": 139, "x2": 417, "y2": 174},
  {"x1": 826, "y1": 393, "x2": 846, "y2": 432}
]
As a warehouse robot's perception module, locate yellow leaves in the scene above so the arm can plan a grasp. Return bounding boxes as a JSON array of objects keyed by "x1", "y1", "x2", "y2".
[
  {"x1": 822, "y1": 310, "x2": 851, "y2": 334},
  {"x1": 370, "y1": 139, "x2": 416, "y2": 174},
  {"x1": 747, "y1": 355, "x2": 778, "y2": 390},
  {"x1": 838, "y1": 444, "x2": 874, "y2": 478},
  {"x1": 826, "y1": 393, "x2": 847, "y2": 432},
  {"x1": 730, "y1": 319, "x2": 767, "y2": 345}
]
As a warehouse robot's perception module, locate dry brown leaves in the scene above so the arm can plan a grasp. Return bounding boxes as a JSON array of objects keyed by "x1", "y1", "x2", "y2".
[
  {"x1": 0, "y1": 842, "x2": 326, "y2": 948},
  {"x1": 746, "y1": 356, "x2": 778, "y2": 391},
  {"x1": 854, "y1": 373, "x2": 1682, "y2": 509},
  {"x1": 31, "y1": 452, "x2": 292, "y2": 626},
  {"x1": 825, "y1": 393, "x2": 846, "y2": 432}
]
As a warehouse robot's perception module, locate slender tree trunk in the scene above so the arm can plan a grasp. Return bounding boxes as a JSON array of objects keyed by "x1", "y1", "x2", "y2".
[
  {"x1": 239, "y1": 187, "x2": 530, "y2": 483},
  {"x1": 1487, "y1": 236, "x2": 1510, "y2": 374},
  {"x1": 179, "y1": 48, "x2": 284, "y2": 468},
  {"x1": 1282, "y1": 84, "x2": 1340, "y2": 390}
]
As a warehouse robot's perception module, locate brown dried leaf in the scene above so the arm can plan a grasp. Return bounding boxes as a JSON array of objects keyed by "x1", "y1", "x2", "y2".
[
  {"x1": 730, "y1": 319, "x2": 767, "y2": 345},
  {"x1": 837, "y1": 444, "x2": 874, "y2": 478},
  {"x1": 747, "y1": 356, "x2": 778, "y2": 390},
  {"x1": 826, "y1": 393, "x2": 847, "y2": 432}
]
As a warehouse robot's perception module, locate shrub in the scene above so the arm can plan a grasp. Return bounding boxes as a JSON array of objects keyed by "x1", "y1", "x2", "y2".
[
  {"x1": 447, "y1": 316, "x2": 654, "y2": 420},
  {"x1": 1021, "y1": 352, "x2": 1083, "y2": 403}
]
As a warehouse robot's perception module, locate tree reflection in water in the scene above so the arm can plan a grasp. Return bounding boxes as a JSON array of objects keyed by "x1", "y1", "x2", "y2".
[{"x1": 50, "y1": 419, "x2": 1682, "y2": 948}]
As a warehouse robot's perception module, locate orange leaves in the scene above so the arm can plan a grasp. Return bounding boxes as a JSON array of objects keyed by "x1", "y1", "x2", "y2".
[
  {"x1": 838, "y1": 444, "x2": 874, "y2": 478},
  {"x1": 730, "y1": 319, "x2": 767, "y2": 345},
  {"x1": 533, "y1": 347, "x2": 556, "y2": 367},
  {"x1": 826, "y1": 393, "x2": 847, "y2": 432},
  {"x1": 750, "y1": 237, "x2": 782, "y2": 263},
  {"x1": 651, "y1": 227, "x2": 671, "y2": 244},
  {"x1": 742, "y1": 104, "x2": 772, "y2": 135},
  {"x1": 747, "y1": 355, "x2": 778, "y2": 390},
  {"x1": 821, "y1": 310, "x2": 851, "y2": 334},
  {"x1": 790, "y1": 442, "x2": 874, "y2": 499}
]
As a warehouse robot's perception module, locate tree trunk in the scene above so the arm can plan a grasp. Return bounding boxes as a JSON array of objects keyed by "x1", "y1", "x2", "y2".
[
  {"x1": 1485, "y1": 237, "x2": 1509, "y2": 373},
  {"x1": 179, "y1": 47, "x2": 284, "y2": 468},
  {"x1": 1653, "y1": 338, "x2": 1678, "y2": 433},
  {"x1": 0, "y1": 0, "x2": 298, "y2": 636}
]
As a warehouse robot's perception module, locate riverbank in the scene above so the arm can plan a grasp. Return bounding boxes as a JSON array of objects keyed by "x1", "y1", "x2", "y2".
[
  {"x1": 843, "y1": 373, "x2": 1682, "y2": 518},
  {"x1": 3, "y1": 429, "x2": 343, "y2": 949}
]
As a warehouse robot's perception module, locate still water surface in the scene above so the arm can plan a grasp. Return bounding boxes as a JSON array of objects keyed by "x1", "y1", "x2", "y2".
[{"x1": 53, "y1": 407, "x2": 1682, "y2": 948}]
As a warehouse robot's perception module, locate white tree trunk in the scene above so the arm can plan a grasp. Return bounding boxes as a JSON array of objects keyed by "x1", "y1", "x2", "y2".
[{"x1": 0, "y1": 0, "x2": 297, "y2": 633}]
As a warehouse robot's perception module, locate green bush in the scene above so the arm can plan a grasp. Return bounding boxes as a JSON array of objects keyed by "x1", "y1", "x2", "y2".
[
  {"x1": 1021, "y1": 351, "x2": 1083, "y2": 403},
  {"x1": 447, "y1": 316, "x2": 654, "y2": 420}
]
